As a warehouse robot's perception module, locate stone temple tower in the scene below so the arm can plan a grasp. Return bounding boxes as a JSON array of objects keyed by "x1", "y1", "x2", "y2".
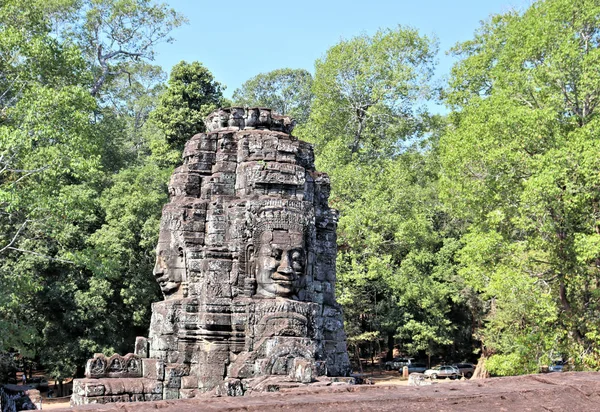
[{"x1": 71, "y1": 107, "x2": 351, "y2": 404}]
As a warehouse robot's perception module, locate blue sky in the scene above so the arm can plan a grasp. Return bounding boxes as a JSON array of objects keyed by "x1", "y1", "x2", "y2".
[{"x1": 154, "y1": 0, "x2": 532, "y2": 99}]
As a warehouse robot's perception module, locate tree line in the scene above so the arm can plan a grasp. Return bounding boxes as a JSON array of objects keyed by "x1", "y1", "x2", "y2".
[{"x1": 1, "y1": 0, "x2": 599, "y2": 382}]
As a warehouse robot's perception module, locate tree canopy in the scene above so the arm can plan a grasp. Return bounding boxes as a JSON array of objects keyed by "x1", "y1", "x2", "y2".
[
  {"x1": 3, "y1": 0, "x2": 599, "y2": 383},
  {"x1": 441, "y1": 0, "x2": 600, "y2": 373},
  {"x1": 232, "y1": 68, "x2": 313, "y2": 124}
]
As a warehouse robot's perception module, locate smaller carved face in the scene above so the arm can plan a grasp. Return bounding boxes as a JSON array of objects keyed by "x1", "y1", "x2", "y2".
[
  {"x1": 246, "y1": 109, "x2": 259, "y2": 127},
  {"x1": 229, "y1": 109, "x2": 244, "y2": 128},
  {"x1": 219, "y1": 110, "x2": 230, "y2": 127},
  {"x1": 255, "y1": 230, "x2": 305, "y2": 298},
  {"x1": 210, "y1": 115, "x2": 220, "y2": 130},
  {"x1": 153, "y1": 241, "x2": 185, "y2": 297},
  {"x1": 258, "y1": 109, "x2": 271, "y2": 126}
]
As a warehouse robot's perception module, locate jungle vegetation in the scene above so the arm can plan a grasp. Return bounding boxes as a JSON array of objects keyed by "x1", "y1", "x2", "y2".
[{"x1": 1, "y1": 0, "x2": 599, "y2": 381}]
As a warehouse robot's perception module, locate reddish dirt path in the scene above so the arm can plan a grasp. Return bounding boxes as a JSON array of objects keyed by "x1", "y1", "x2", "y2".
[{"x1": 49, "y1": 371, "x2": 600, "y2": 412}]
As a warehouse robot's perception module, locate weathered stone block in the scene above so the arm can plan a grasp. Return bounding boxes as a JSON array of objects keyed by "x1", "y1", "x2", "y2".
[
  {"x1": 130, "y1": 393, "x2": 145, "y2": 402},
  {"x1": 218, "y1": 379, "x2": 244, "y2": 397},
  {"x1": 152, "y1": 335, "x2": 177, "y2": 351},
  {"x1": 143, "y1": 380, "x2": 163, "y2": 395},
  {"x1": 166, "y1": 350, "x2": 183, "y2": 364},
  {"x1": 142, "y1": 358, "x2": 164, "y2": 380},
  {"x1": 165, "y1": 363, "x2": 190, "y2": 378},
  {"x1": 73, "y1": 379, "x2": 105, "y2": 397},
  {"x1": 181, "y1": 375, "x2": 198, "y2": 389},
  {"x1": 144, "y1": 393, "x2": 162, "y2": 401},
  {"x1": 291, "y1": 358, "x2": 314, "y2": 383},
  {"x1": 163, "y1": 387, "x2": 180, "y2": 400},
  {"x1": 165, "y1": 376, "x2": 181, "y2": 389},
  {"x1": 179, "y1": 388, "x2": 199, "y2": 399},
  {"x1": 134, "y1": 337, "x2": 149, "y2": 358}
]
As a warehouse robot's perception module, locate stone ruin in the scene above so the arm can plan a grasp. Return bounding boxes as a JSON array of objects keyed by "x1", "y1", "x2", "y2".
[{"x1": 71, "y1": 107, "x2": 351, "y2": 405}]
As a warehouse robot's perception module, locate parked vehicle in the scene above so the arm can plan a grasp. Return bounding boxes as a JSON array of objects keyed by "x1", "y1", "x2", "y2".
[
  {"x1": 454, "y1": 363, "x2": 476, "y2": 378},
  {"x1": 401, "y1": 362, "x2": 427, "y2": 374},
  {"x1": 384, "y1": 357, "x2": 413, "y2": 371},
  {"x1": 424, "y1": 365, "x2": 460, "y2": 379},
  {"x1": 548, "y1": 360, "x2": 565, "y2": 372}
]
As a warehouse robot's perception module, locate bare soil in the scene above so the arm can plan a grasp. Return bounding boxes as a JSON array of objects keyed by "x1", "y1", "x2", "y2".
[{"x1": 46, "y1": 371, "x2": 600, "y2": 412}]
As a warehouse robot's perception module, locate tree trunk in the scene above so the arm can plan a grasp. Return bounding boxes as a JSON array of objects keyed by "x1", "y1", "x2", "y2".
[
  {"x1": 354, "y1": 344, "x2": 363, "y2": 374},
  {"x1": 387, "y1": 333, "x2": 394, "y2": 361},
  {"x1": 472, "y1": 355, "x2": 490, "y2": 379}
]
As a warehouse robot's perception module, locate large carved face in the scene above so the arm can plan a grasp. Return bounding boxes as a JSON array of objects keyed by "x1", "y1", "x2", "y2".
[
  {"x1": 255, "y1": 229, "x2": 305, "y2": 298},
  {"x1": 153, "y1": 240, "x2": 185, "y2": 298}
]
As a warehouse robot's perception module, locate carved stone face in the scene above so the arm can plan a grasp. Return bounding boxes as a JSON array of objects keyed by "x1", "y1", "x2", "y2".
[
  {"x1": 258, "y1": 109, "x2": 271, "y2": 126},
  {"x1": 209, "y1": 114, "x2": 219, "y2": 131},
  {"x1": 229, "y1": 107, "x2": 245, "y2": 128},
  {"x1": 255, "y1": 229, "x2": 305, "y2": 298},
  {"x1": 246, "y1": 108, "x2": 259, "y2": 128},
  {"x1": 153, "y1": 240, "x2": 185, "y2": 297},
  {"x1": 219, "y1": 110, "x2": 230, "y2": 127}
]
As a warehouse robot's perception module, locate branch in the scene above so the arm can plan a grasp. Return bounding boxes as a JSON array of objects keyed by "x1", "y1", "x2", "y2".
[
  {"x1": 6, "y1": 247, "x2": 75, "y2": 264},
  {"x1": 0, "y1": 219, "x2": 29, "y2": 254},
  {"x1": 101, "y1": 48, "x2": 143, "y2": 61}
]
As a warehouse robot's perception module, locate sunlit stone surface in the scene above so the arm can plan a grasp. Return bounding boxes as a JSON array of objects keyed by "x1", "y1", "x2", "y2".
[{"x1": 71, "y1": 107, "x2": 351, "y2": 405}]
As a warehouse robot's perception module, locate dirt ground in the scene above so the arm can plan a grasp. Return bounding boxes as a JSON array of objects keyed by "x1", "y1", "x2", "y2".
[
  {"x1": 37, "y1": 369, "x2": 411, "y2": 409},
  {"x1": 45, "y1": 371, "x2": 600, "y2": 412},
  {"x1": 12, "y1": 371, "x2": 73, "y2": 410}
]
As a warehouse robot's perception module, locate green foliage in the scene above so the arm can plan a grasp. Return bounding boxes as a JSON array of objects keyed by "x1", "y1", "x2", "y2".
[
  {"x1": 299, "y1": 26, "x2": 474, "y2": 361},
  {"x1": 0, "y1": 0, "x2": 182, "y2": 379},
  {"x1": 74, "y1": 0, "x2": 186, "y2": 96},
  {"x1": 232, "y1": 68, "x2": 313, "y2": 124},
  {"x1": 151, "y1": 61, "x2": 224, "y2": 155},
  {"x1": 299, "y1": 25, "x2": 437, "y2": 167},
  {"x1": 441, "y1": 0, "x2": 600, "y2": 372},
  {"x1": 334, "y1": 149, "x2": 473, "y2": 360}
]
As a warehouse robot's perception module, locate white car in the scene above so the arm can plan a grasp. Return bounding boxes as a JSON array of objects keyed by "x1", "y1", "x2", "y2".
[{"x1": 423, "y1": 365, "x2": 460, "y2": 379}]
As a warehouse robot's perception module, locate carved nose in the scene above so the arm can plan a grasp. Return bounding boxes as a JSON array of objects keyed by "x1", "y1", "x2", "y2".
[
  {"x1": 277, "y1": 254, "x2": 294, "y2": 275},
  {"x1": 153, "y1": 258, "x2": 165, "y2": 277}
]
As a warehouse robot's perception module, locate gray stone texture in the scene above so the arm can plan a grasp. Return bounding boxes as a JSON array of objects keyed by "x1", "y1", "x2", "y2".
[{"x1": 71, "y1": 107, "x2": 351, "y2": 406}]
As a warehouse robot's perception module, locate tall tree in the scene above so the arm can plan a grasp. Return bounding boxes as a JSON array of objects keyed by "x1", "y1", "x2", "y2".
[
  {"x1": 73, "y1": 0, "x2": 186, "y2": 97},
  {"x1": 151, "y1": 61, "x2": 225, "y2": 157},
  {"x1": 232, "y1": 68, "x2": 313, "y2": 124},
  {"x1": 0, "y1": 0, "x2": 99, "y2": 353},
  {"x1": 441, "y1": 0, "x2": 600, "y2": 374},
  {"x1": 299, "y1": 26, "x2": 437, "y2": 168},
  {"x1": 0, "y1": 0, "x2": 185, "y2": 382},
  {"x1": 299, "y1": 27, "x2": 473, "y2": 362}
]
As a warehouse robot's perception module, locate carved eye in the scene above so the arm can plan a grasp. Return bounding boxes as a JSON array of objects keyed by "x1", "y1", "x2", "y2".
[
  {"x1": 292, "y1": 251, "x2": 302, "y2": 261},
  {"x1": 271, "y1": 249, "x2": 282, "y2": 259}
]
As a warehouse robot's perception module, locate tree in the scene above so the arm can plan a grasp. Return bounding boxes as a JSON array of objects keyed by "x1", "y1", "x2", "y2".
[
  {"x1": 299, "y1": 25, "x2": 437, "y2": 168},
  {"x1": 0, "y1": 0, "x2": 184, "y2": 381},
  {"x1": 441, "y1": 0, "x2": 600, "y2": 374},
  {"x1": 232, "y1": 68, "x2": 313, "y2": 124},
  {"x1": 299, "y1": 27, "x2": 473, "y2": 363},
  {"x1": 0, "y1": 0, "x2": 102, "y2": 353},
  {"x1": 73, "y1": 0, "x2": 186, "y2": 97},
  {"x1": 335, "y1": 146, "x2": 473, "y2": 363},
  {"x1": 151, "y1": 61, "x2": 225, "y2": 156}
]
